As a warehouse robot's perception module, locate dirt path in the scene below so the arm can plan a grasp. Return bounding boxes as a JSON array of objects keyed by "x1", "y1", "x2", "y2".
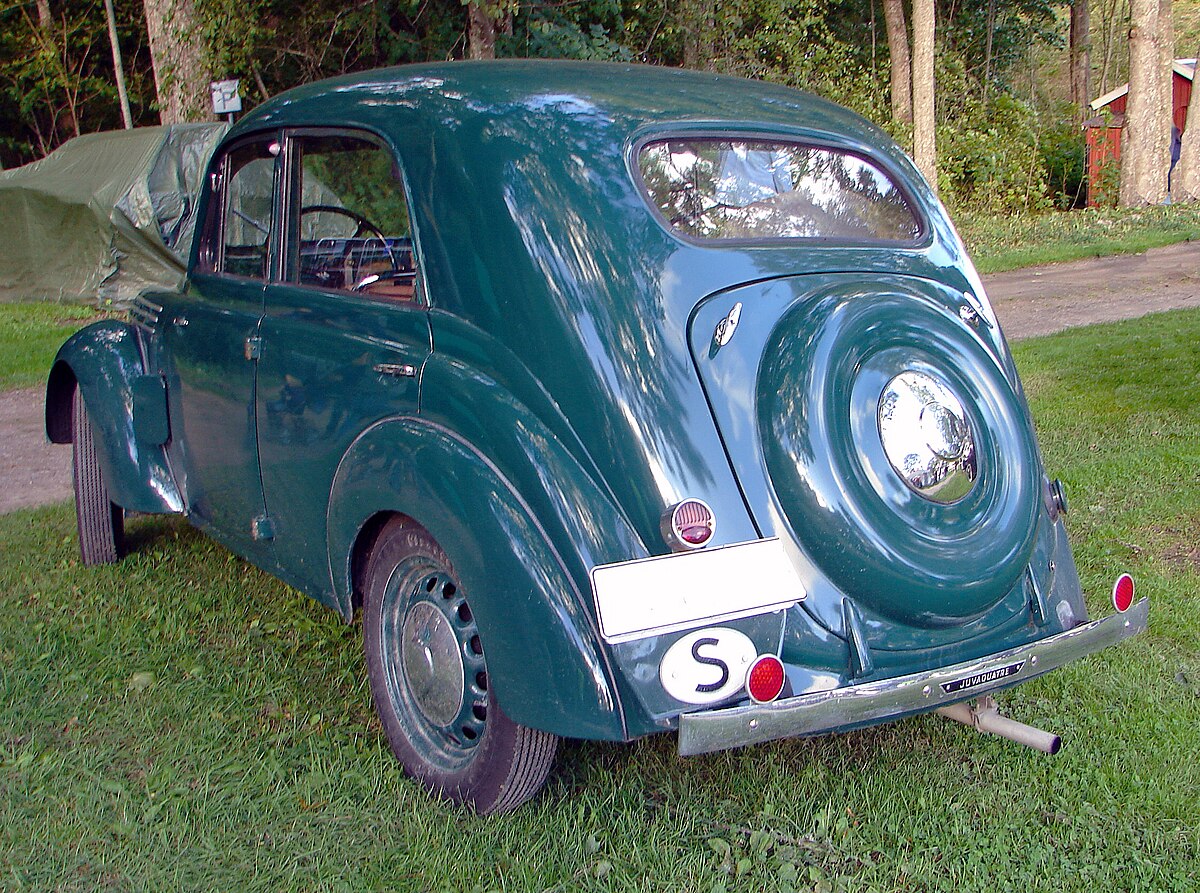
[
  {"x1": 0, "y1": 385, "x2": 70, "y2": 513},
  {"x1": 984, "y1": 240, "x2": 1200, "y2": 338},
  {"x1": 3, "y1": 239, "x2": 1199, "y2": 514}
]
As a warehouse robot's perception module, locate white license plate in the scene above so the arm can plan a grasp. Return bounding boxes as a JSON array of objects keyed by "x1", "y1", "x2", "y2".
[{"x1": 590, "y1": 538, "x2": 804, "y2": 643}]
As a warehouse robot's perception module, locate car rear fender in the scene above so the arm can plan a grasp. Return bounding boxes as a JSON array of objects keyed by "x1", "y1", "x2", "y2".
[
  {"x1": 327, "y1": 416, "x2": 641, "y2": 741},
  {"x1": 46, "y1": 321, "x2": 183, "y2": 514}
]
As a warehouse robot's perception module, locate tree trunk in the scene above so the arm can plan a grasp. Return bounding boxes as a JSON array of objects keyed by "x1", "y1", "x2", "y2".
[
  {"x1": 143, "y1": 0, "x2": 212, "y2": 123},
  {"x1": 467, "y1": 3, "x2": 513, "y2": 60},
  {"x1": 1097, "y1": 0, "x2": 1122, "y2": 96},
  {"x1": 1176, "y1": 55, "x2": 1200, "y2": 200},
  {"x1": 1070, "y1": 0, "x2": 1091, "y2": 118},
  {"x1": 682, "y1": 0, "x2": 716, "y2": 71},
  {"x1": 1159, "y1": 0, "x2": 1175, "y2": 198},
  {"x1": 912, "y1": 0, "x2": 936, "y2": 190},
  {"x1": 468, "y1": 3, "x2": 497, "y2": 59},
  {"x1": 983, "y1": 0, "x2": 996, "y2": 102},
  {"x1": 1120, "y1": 0, "x2": 1170, "y2": 205},
  {"x1": 104, "y1": 0, "x2": 133, "y2": 129},
  {"x1": 883, "y1": 0, "x2": 912, "y2": 124},
  {"x1": 32, "y1": 0, "x2": 81, "y2": 140}
]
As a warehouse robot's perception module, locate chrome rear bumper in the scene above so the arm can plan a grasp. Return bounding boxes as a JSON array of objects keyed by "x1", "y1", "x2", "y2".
[{"x1": 677, "y1": 597, "x2": 1148, "y2": 756}]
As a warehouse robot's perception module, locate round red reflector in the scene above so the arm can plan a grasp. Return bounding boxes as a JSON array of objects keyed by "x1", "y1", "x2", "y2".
[
  {"x1": 746, "y1": 655, "x2": 786, "y2": 704},
  {"x1": 1112, "y1": 573, "x2": 1135, "y2": 613}
]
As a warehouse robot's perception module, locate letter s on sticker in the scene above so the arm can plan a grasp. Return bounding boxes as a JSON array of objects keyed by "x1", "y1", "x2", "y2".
[
  {"x1": 690, "y1": 638, "x2": 730, "y2": 693},
  {"x1": 659, "y1": 628, "x2": 758, "y2": 705}
]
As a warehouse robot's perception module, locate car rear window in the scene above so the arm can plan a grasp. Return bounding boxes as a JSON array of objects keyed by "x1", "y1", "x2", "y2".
[{"x1": 637, "y1": 138, "x2": 921, "y2": 243}]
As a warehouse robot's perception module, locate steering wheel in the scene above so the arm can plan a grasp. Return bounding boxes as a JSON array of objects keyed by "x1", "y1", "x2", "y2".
[{"x1": 300, "y1": 204, "x2": 399, "y2": 275}]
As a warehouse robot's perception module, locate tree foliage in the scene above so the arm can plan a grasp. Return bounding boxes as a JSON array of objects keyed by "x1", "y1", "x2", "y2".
[
  {"x1": 0, "y1": 0, "x2": 152, "y2": 162},
  {"x1": 0, "y1": 0, "x2": 1100, "y2": 212}
]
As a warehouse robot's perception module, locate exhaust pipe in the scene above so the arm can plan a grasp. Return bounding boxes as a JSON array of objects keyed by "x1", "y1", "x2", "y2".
[{"x1": 936, "y1": 695, "x2": 1062, "y2": 755}]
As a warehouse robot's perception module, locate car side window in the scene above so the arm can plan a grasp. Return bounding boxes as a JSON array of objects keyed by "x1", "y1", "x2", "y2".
[
  {"x1": 219, "y1": 141, "x2": 277, "y2": 279},
  {"x1": 289, "y1": 134, "x2": 419, "y2": 303}
]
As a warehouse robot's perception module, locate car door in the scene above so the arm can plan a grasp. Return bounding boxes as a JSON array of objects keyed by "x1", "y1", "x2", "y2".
[
  {"x1": 255, "y1": 129, "x2": 432, "y2": 604},
  {"x1": 161, "y1": 134, "x2": 277, "y2": 563}
]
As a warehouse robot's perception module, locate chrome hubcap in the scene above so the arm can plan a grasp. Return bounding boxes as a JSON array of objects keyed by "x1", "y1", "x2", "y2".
[
  {"x1": 402, "y1": 601, "x2": 464, "y2": 727},
  {"x1": 878, "y1": 371, "x2": 978, "y2": 503}
]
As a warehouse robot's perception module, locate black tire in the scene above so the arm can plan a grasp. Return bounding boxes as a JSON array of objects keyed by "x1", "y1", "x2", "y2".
[
  {"x1": 362, "y1": 516, "x2": 557, "y2": 814},
  {"x1": 71, "y1": 387, "x2": 124, "y2": 565}
]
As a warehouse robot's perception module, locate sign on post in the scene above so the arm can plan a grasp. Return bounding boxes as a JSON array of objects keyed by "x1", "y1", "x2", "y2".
[{"x1": 210, "y1": 80, "x2": 242, "y2": 119}]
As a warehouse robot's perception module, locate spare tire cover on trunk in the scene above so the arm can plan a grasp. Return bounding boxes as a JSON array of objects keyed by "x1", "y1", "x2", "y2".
[
  {"x1": 689, "y1": 275, "x2": 1041, "y2": 631},
  {"x1": 760, "y1": 284, "x2": 1039, "y2": 626}
]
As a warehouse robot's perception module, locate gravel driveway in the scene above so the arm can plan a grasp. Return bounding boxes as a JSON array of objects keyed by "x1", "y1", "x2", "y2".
[{"x1": 3, "y1": 240, "x2": 1199, "y2": 514}]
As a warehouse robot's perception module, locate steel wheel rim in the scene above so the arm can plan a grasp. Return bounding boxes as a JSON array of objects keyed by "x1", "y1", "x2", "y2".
[{"x1": 379, "y1": 556, "x2": 489, "y2": 771}]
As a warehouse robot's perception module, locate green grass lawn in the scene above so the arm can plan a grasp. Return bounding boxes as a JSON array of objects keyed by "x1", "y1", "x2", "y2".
[
  {"x1": 956, "y1": 204, "x2": 1200, "y2": 274},
  {"x1": 0, "y1": 302, "x2": 104, "y2": 391},
  {"x1": 2, "y1": 311, "x2": 1198, "y2": 890}
]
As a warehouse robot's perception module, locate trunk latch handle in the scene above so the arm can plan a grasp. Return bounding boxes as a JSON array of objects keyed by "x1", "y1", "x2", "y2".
[{"x1": 713, "y1": 301, "x2": 743, "y2": 348}]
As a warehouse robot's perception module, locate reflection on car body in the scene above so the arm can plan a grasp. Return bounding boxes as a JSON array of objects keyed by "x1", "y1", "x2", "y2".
[{"x1": 46, "y1": 61, "x2": 1147, "y2": 814}]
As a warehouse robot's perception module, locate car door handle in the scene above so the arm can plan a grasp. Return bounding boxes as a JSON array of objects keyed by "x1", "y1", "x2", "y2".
[{"x1": 374, "y1": 362, "x2": 417, "y2": 378}]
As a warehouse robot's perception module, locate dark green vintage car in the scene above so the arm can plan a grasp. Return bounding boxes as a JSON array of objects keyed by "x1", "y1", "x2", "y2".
[{"x1": 47, "y1": 61, "x2": 1147, "y2": 813}]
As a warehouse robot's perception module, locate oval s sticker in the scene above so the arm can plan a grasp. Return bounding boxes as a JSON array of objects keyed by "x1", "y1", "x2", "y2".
[{"x1": 659, "y1": 628, "x2": 757, "y2": 705}]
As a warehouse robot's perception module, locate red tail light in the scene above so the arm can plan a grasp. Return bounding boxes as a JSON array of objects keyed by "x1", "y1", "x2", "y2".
[
  {"x1": 1112, "y1": 573, "x2": 1135, "y2": 613},
  {"x1": 661, "y1": 498, "x2": 715, "y2": 551},
  {"x1": 746, "y1": 655, "x2": 786, "y2": 704}
]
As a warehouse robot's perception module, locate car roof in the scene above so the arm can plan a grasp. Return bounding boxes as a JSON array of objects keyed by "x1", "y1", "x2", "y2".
[{"x1": 228, "y1": 60, "x2": 889, "y2": 150}]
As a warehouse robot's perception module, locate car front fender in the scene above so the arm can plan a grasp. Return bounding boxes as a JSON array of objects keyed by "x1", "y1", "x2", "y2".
[
  {"x1": 46, "y1": 321, "x2": 182, "y2": 514},
  {"x1": 327, "y1": 416, "x2": 640, "y2": 742}
]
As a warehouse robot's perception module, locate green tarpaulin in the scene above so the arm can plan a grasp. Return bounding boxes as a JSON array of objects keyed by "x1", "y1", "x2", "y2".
[{"x1": 0, "y1": 123, "x2": 227, "y2": 310}]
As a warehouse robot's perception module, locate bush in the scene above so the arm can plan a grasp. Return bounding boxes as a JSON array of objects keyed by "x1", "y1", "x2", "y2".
[
  {"x1": 938, "y1": 93, "x2": 1053, "y2": 214},
  {"x1": 1040, "y1": 115, "x2": 1088, "y2": 209}
]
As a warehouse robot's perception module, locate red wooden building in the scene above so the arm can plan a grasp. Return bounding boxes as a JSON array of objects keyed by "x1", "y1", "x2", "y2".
[{"x1": 1084, "y1": 59, "x2": 1195, "y2": 206}]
